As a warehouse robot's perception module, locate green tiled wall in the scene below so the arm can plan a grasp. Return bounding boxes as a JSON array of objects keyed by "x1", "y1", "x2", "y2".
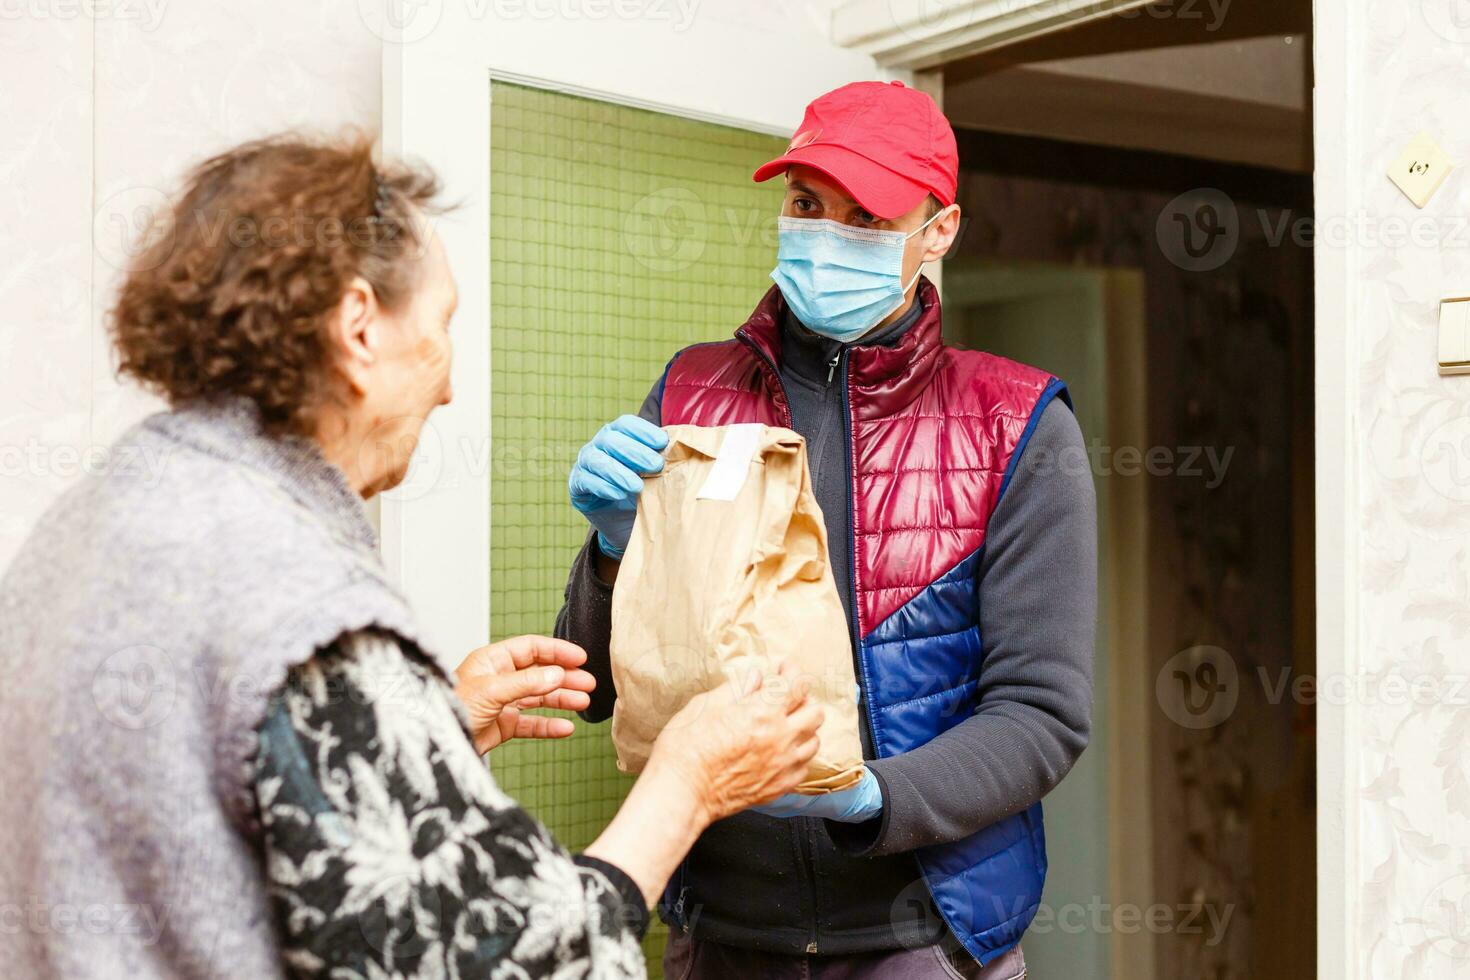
[{"x1": 488, "y1": 81, "x2": 787, "y2": 971}]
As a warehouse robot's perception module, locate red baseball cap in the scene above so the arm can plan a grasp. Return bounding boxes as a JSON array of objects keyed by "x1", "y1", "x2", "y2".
[{"x1": 753, "y1": 80, "x2": 958, "y2": 221}]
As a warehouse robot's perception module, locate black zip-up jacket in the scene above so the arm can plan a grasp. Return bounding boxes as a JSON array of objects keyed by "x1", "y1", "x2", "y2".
[{"x1": 554, "y1": 296, "x2": 1096, "y2": 955}]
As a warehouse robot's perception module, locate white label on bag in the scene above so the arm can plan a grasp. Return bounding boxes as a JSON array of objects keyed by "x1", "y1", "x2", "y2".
[{"x1": 696, "y1": 424, "x2": 763, "y2": 501}]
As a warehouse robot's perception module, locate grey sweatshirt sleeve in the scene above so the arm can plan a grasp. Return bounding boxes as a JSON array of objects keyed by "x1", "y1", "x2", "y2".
[
  {"x1": 829, "y1": 398, "x2": 1097, "y2": 856},
  {"x1": 553, "y1": 376, "x2": 664, "y2": 724}
]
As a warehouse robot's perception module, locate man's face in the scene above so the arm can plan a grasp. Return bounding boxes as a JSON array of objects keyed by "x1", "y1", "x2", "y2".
[{"x1": 780, "y1": 163, "x2": 955, "y2": 305}]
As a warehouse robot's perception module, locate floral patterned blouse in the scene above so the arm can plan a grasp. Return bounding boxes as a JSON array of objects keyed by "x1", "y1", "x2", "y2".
[{"x1": 252, "y1": 631, "x2": 649, "y2": 979}]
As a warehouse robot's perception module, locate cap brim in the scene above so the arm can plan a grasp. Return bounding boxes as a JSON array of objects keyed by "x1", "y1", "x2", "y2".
[{"x1": 752, "y1": 143, "x2": 930, "y2": 221}]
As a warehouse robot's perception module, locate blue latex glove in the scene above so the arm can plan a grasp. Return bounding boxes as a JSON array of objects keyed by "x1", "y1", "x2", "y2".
[
  {"x1": 568, "y1": 415, "x2": 669, "y2": 560},
  {"x1": 752, "y1": 768, "x2": 883, "y2": 823}
]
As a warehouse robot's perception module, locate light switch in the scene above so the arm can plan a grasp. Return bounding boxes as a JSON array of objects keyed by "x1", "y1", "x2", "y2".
[
  {"x1": 1390, "y1": 133, "x2": 1454, "y2": 208},
  {"x1": 1439, "y1": 297, "x2": 1470, "y2": 375}
]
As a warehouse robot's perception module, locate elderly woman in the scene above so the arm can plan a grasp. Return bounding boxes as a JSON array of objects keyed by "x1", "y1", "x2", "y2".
[{"x1": 0, "y1": 135, "x2": 821, "y2": 979}]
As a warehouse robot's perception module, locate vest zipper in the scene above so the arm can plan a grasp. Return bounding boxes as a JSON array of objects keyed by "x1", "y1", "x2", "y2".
[
  {"x1": 672, "y1": 884, "x2": 689, "y2": 932},
  {"x1": 792, "y1": 824, "x2": 819, "y2": 954},
  {"x1": 735, "y1": 330, "x2": 820, "y2": 953},
  {"x1": 735, "y1": 330, "x2": 793, "y2": 427},
  {"x1": 827, "y1": 354, "x2": 840, "y2": 384},
  {"x1": 839, "y1": 350, "x2": 877, "y2": 757}
]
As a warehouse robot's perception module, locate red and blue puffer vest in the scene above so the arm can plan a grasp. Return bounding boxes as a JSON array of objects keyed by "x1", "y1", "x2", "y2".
[{"x1": 659, "y1": 278, "x2": 1068, "y2": 964}]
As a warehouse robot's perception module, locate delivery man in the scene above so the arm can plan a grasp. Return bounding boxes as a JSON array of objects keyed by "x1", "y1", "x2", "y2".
[{"x1": 556, "y1": 80, "x2": 1096, "y2": 979}]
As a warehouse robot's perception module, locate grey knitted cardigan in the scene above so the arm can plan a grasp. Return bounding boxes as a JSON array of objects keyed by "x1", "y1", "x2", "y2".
[{"x1": 0, "y1": 399, "x2": 448, "y2": 978}]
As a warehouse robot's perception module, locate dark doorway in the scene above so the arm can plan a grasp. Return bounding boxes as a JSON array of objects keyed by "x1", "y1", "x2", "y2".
[{"x1": 946, "y1": 129, "x2": 1315, "y2": 980}]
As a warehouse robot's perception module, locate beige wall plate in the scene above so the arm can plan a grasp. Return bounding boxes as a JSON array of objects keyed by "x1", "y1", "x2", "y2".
[
  {"x1": 1390, "y1": 132, "x2": 1454, "y2": 208},
  {"x1": 1439, "y1": 296, "x2": 1470, "y2": 375}
]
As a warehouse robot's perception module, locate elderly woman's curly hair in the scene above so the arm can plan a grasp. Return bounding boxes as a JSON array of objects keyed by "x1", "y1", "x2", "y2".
[{"x1": 109, "y1": 132, "x2": 445, "y2": 437}]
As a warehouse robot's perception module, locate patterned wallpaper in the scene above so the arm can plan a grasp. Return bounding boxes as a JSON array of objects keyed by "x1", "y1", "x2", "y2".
[
  {"x1": 0, "y1": 3, "x2": 382, "y2": 574},
  {"x1": 1, "y1": 18, "x2": 95, "y2": 574},
  {"x1": 1344, "y1": 4, "x2": 1470, "y2": 976}
]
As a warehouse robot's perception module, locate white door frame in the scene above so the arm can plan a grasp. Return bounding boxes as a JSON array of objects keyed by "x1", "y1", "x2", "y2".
[
  {"x1": 1310, "y1": 3, "x2": 1355, "y2": 977},
  {"x1": 377, "y1": 2, "x2": 894, "y2": 661},
  {"x1": 832, "y1": 0, "x2": 1156, "y2": 69}
]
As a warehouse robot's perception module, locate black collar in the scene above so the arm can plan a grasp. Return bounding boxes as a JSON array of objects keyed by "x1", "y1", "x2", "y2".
[{"x1": 779, "y1": 293, "x2": 926, "y2": 387}]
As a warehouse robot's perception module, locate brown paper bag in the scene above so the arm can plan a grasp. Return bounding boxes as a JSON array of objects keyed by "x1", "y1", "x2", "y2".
[{"x1": 609, "y1": 423, "x2": 865, "y2": 795}]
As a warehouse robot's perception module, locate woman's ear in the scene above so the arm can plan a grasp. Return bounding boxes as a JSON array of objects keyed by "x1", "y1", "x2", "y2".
[
  {"x1": 921, "y1": 205, "x2": 962, "y2": 264},
  {"x1": 329, "y1": 276, "x2": 380, "y2": 396}
]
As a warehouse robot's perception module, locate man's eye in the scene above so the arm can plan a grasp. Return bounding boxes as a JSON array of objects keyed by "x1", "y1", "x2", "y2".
[
  {"x1": 855, "y1": 210, "x2": 877, "y2": 224},
  {"x1": 793, "y1": 198, "x2": 816, "y2": 213}
]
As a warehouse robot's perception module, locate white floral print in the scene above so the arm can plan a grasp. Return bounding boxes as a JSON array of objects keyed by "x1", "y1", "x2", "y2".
[{"x1": 253, "y1": 632, "x2": 649, "y2": 979}]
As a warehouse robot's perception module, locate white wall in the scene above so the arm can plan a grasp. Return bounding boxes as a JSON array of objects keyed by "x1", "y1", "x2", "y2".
[
  {"x1": 381, "y1": 0, "x2": 892, "y2": 657},
  {"x1": 1315, "y1": 3, "x2": 1470, "y2": 977},
  {"x1": 2, "y1": 1, "x2": 884, "y2": 656},
  {"x1": 0, "y1": 3, "x2": 384, "y2": 574}
]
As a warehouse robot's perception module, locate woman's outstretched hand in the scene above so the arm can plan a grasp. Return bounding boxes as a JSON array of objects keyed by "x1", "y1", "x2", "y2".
[
  {"x1": 650, "y1": 661, "x2": 824, "y2": 823},
  {"x1": 582, "y1": 661, "x2": 824, "y2": 906},
  {"x1": 454, "y1": 635, "x2": 598, "y2": 754}
]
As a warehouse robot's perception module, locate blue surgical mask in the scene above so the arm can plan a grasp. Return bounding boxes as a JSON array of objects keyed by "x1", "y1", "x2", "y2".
[{"x1": 770, "y1": 208, "x2": 947, "y2": 343}]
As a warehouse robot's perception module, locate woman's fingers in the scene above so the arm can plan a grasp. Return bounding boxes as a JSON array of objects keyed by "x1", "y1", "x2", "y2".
[
  {"x1": 785, "y1": 675, "x2": 811, "y2": 711},
  {"x1": 788, "y1": 704, "x2": 824, "y2": 740},
  {"x1": 514, "y1": 714, "x2": 576, "y2": 740},
  {"x1": 763, "y1": 740, "x2": 821, "y2": 803},
  {"x1": 459, "y1": 635, "x2": 588, "y2": 681},
  {"x1": 517, "y1": 687, "x2": 592, "y2": 712},
  {"x1": 477, "y1": 701, "x2": 577, "y2": 752},
  {"x1": 792, "y1": 735, "x2": 821, "y2": 765},
  {"x1": 515, "y1": 664, "x2": 597, "y2": 711},
  {"x1": 462, "y1": 665, "x2": 567, "y2": 722},
  {"x1": 773, "y1": 660, "x2": 811, "y2": 711},
  {"x1": 559, "y1": 666, "x2": 597, "y2": 691},
  {"x1": 455, "y1": 640, "x2": 594, "y2": 753},
  {"x1": 742, "y1": 667, "x2": 766, "y2": 697},
  {"x1": 495, "y1": 635, "x2": 588, "y2": 672},
  {"x1": 653, "y1": 667, "x2": 838, "y2": 821}
]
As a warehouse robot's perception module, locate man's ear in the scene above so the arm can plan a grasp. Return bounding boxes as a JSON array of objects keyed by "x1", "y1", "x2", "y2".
[
  {"x1": 920, "y1": 205, "x2": 961, "y2": 264},
  {"x1": 329, "y1": 275, "x2": 380, "y2": 396}
]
